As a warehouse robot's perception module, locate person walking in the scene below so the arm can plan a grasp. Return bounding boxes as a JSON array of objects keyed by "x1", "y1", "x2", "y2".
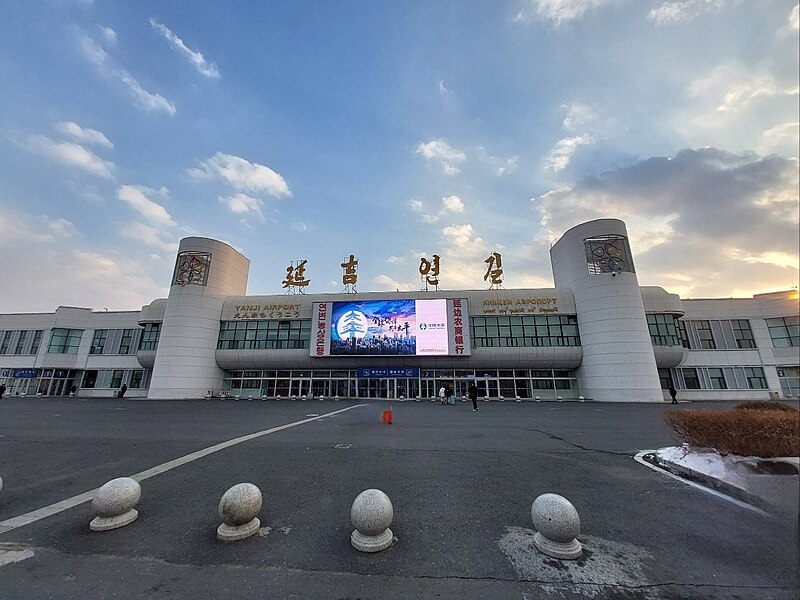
[
  {"x1": 668, "y1": 383, "x2": 678, "y2": 404},
  {"x1": 118, "y1": 383, "x2": 128, "y2": 399},
  {"x1": 0, "y1": 383, "x2": 6, "y2": 399},
  {"x1": 439, "y1": 385, "x2": 446, "y2": 405},
  {"x1": 468, "y1": 382, "x2": 478, "y2": 412}
]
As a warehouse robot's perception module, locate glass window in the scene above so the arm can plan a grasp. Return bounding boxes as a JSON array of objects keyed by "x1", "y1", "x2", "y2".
[
  {"x1": 91, "y1": 329, "x2": 108, "y2": 354},
  {"x1": 119, "y1": 329, "x2": 135, "y2": 354},
  {"x1": 139, "y1": 323, "x2": 161, "y2": 351},
  {"x1": 766, "y1": 317, "x2": 799, "y2": 348},
  {"x1": 130, "y1": 370, "x2": 144, "y2": 389},
  {"x1": 0, "y1": 331, "x2": 12, "y2": 354},
  {"x1": 731, "y1": 320, "x2": 756, "y2": 349},
  {"x1": 30, "y1": 330, "x2": 43, "y2": 355},
  {"x1": 14, "y1": 330, "x2": 27, "y2": 355},
  {"x1": 708, "y1": 368, "x2": 727, "y2": 389},
  {"x1": 745, "y1": 367, "x2": 767, "y2": 389},
  {"x1": 110, "y1": 370, "x2": 124, "y2": 388},
  {"x1": 695, "y1": 321, "x2": 716, "y2": 349},
  {"x1": 47, "y1": 328, "x2": 83, "y2": 354},
  {"x1": 682, "y1": 368, "x2": 701, "y2": 389},
  {"x1": 82, "y1": 370, "x2": 98, "y2": 388}
]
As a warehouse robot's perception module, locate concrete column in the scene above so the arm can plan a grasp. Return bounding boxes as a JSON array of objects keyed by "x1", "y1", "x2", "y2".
[
  {"x1": 148, "y1": 238, "x2": 249, "y2": 399},
  {"x1": 550, "y1": 219, "x2": 662, "y2": 402}
]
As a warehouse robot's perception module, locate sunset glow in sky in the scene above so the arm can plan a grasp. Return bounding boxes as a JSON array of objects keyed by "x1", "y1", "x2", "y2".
[{"x1": 1, "y1": 1, "x2": 798, "y2": 312}]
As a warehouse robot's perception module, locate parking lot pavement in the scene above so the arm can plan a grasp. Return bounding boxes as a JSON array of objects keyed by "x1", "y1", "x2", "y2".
[{"x1": 0, "y1": 397, "x2": 797, "y2": 599}]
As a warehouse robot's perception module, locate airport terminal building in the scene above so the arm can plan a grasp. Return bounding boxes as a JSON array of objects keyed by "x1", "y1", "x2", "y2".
[{"x1": 1, "y1": 219, "x2": 798, "y2": 402}]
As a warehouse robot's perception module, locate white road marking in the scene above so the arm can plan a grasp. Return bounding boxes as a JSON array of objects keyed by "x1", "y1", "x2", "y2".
[
  {"x1": 0, "y1": 547, "x2": 34, "y2": 567},
  {"x1": 633, "y1": 450, "x2": 767, "y2": 515},
  {"x1": 0, "y1": 404, "x2": 366, "y2": 535}
]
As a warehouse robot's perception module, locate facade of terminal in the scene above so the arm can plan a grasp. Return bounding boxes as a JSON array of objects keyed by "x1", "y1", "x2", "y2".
[{"x1": 1, "y1": 219, "x2": 798, "y2": 402}]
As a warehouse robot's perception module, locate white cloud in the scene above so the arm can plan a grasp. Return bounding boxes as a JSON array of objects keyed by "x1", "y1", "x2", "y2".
[
  {"x1": 114, "y1": 69, "x2": 176, "y2": 115},
  {"x1": 678, "y1": 65, "x2": 799, "y2": 152},
  {"x1": 648, "y1": 1, "x2": 725, "y2": 26},
  {"x1": 78, "y1": 33, "x2": 176, "y2": 116},
  {"x1": 474, "y1": 146, "x2": 519, "y2": 176},
  {"x1": 219, "y1": 193, "x2": 265, "y2": 222},
  {"x1": 372, "y1": 274, "x2": 416, "y2": 292},
  {"x1": 409, "y1": 195, "x2": 466, "y2": 223},
  {"x1": 542, "y1": 134, "x2": 594, "y2": 172},
  {"x1": 387, "y1": 256, "x2": 405, "y2": 264},
  {"x1": 119, "y1": 221, "x2": 178, "y2": 252},
  {"x1": 0, "y1": 206, "x2": 167, "y2": 313},
  {"x1": 189, "y1": 152, "x2": 291, "y2": 198},
  {"x1": 531, "y1": 148, "x2": 799, "y2": 297},
  {"x1": 442, "y1": 195, "x2": 465, "y2": 212},
  {"x1": 562, "y1": 102, "x2": 596, "y2": 131},
  {"x1": 100, "y1": 26, "x2": 117, "y2": 45},
  {"x1": 149, "y1": 18, "x2": 220, "y2": 78},
  {"x1": 117, "y1": 185, "x2": 175, "y2": 227},
  {"x1": 757, "y1": 122, "x2": 800, "y2": 156},
  {"x1": 438, "y1": 79, "x2": 450, "y2": 96},
  {"x1": 27, "y1": 135, "x2": 114, "y2": 179},
  {"x1": 790, "y1": 4, "x2": 800, "y2": 31},
  {"x1": 514, "y1": 0, "x2": 615, "y2": 24},
  {"x1": 415, "y1": 139, "x2": 466, "y2": 175},
  {"x1": 55, "y1": 121, "x2": 114, "y2": 148}
]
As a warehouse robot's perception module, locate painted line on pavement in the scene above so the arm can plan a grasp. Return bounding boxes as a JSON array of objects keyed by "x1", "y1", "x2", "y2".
[
  {"x1": 633, "y1": 450, "x2": 767, "y2": 515},
  {"x1": 0, "y1": 404, "x2": 366, "y2": 535}
]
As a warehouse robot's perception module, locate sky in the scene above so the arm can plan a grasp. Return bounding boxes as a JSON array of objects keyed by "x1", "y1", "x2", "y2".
[{"x1": 0, "y1": 0, "x2": 798, "y2": 313}]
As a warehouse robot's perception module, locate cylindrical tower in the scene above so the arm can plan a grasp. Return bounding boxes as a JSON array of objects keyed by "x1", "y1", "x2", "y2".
[
  {"x1": 550, "y1": 219, "x2": 662, "y2": 402},
  {"x1": 148, "y1": 237, "x2": 250, "y2": 399}
]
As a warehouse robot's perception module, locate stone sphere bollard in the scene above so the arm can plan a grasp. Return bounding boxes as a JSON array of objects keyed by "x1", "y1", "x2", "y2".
[
  {"x1": 531, "y1": 493, "x2": 582, "y2": 559},
  {"x1": 350, "y1": 489, "x2": 394, "y2": 552},
  {"x1": 90, "y1": 477, "x2": 141, "y2": 531},
  {"x1": 217, "y1": 483, "x2": 262, "y2": 542}
]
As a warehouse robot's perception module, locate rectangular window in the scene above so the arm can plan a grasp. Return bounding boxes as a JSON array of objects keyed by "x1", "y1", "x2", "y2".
[
  {"x1": 47, "y1": 328, "x2": 83, "y2": 354},
  {"x1": 682, "y1": 368, "x2": 701, "y2": 389},
  {"x1": 731, "y1": 320, "x2": 756, "y2": 349},
  {"x1": 766, "y1": 316, "x2": 799, "y2": 348},
  {"x1": 30, "y1": 330, "x2": 43, "y2": 355},
  {"x1": 0, "y1": 331, "x2": 13, "y2": 354},
  {"x1": 110, "y1": 370, "x2": 124, "y2": 388},
  {"x1": 139, "y1": 323, "x2": 161, "y2": 351},
  {"x1": 91, "y1": 329, "x2": 108, "y2": 354},
  {"x1": 695, "y1": 321, "x2": 716, "y2": 349},
  {"x1": 14, "y1": 330, "x2": 27, "y2": 355},
  {"x1": 82, "y1": 370, "x2": 98, "y2": 388},
  {"x1": 745, "y1": 367, "x2": 768, "y2": 389},
  {"x1": 708, "y1": 368, "x2": 727, "y2": 389},
  {"x1": 118, "y1": 329, "x2": 134, "y2": 354},
  {"x1": 130, "y1": 370, "x2": 144, "y2": 389}
]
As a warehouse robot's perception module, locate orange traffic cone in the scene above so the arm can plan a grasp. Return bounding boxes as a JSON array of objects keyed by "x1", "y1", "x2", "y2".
[{"x1": 382, "y1": 409, "x2": 393, "y2": 425}]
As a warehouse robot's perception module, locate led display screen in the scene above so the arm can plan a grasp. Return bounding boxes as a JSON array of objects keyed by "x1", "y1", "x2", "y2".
[{"x1": 330, "y1": 299, "x2": 449, "y2": 356}]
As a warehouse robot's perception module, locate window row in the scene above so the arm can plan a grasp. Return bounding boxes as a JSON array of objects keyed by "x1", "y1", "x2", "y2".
[
  {"x1": 470, "y1": 315, "x2": 581, "y2": 348},
  {"x1": 139, "y1": 323, "x2": 161, "y2": 351},
  {"x1": 647, "y1": 314, "x2": 682, "y2": 347},
  {"x1": 48, "y1": 328, "x2": 83, "y2": 354},
  {"x1": 679, "y1": 319, "x2": 756, "y2": 350},
  {"x1": 81, "y1": 368, "x2": 149, "y2": 389},
  {"x1": 766, "y1": 316, "x2": 799, "y2": 348},
  {"x1": 0, "y1": 329, "x2": 44, "y2": 355},
  {"x1": 217, "y1": 320, "x2": 312, "y2": 350},
  {"x1": 90, "y1": 328, "x2": 140, "y2": 355},
  {"x1": 673, "y1": 366, "x2": 767, "y2": 390}
]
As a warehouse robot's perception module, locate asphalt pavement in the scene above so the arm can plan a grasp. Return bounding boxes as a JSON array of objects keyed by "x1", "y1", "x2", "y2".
[{"x1": 0, "y1": 396, "x2": 797, "y2": 600}]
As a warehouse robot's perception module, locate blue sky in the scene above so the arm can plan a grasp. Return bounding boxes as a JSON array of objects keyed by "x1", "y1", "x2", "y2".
[{"x1": 1, "y1": 0, "x2": 798, "y2": 313}]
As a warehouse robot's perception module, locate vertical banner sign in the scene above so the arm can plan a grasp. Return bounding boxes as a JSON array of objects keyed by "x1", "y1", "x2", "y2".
[
  {"x1": 447, "y1": 298, "x2": 471, "y2": 356},
  {"x1": 311, "y1": 302, "x2": 332, "y2": 357}
]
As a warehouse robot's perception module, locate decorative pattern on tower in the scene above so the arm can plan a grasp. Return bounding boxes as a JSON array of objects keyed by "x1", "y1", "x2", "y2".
[
  {"x1": 173, "y1": 251, "x2": 212, "y2": 286},
  {"x1": 583, "y1": 235, "x2": 634, "y2": 275}
]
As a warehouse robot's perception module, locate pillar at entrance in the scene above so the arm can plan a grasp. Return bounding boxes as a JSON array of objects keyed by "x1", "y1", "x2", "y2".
[
  {"x1": 148, "y1": 238, "x2": 250, "y2": 399},
  {"x1": 550, "y1": 219, "x2": 662, "y2": 402}
]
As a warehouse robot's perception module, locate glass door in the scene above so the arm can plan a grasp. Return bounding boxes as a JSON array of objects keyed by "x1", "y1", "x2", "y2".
[{"x1": 290, "y1": 378, "x2": 311, "y2": 397}]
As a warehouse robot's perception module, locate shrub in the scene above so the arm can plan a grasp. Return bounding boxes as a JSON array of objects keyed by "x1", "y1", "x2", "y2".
[
  {"x1": 665, "y1": 409, "x2": 800, "y2": 458},
  {"x1": 734, "y1": 400, "x2": 798, "y2": 413}
]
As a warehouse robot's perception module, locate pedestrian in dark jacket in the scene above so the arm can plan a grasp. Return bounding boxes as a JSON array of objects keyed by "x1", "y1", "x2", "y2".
[
  {"x1": 468, "y1": 383, "x2": 478, "y2": 412},
  {"x1": 668, "y1": 384, "x2": 677, "y2": 404}
]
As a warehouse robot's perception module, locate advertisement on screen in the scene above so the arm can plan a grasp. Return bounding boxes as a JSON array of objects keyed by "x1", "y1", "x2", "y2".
[{"x1": 328, "y1": 299, "x2": 448, "y2": 356}]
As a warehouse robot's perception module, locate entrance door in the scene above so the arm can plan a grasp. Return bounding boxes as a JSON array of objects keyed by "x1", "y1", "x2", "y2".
[
  {"x1": 290, "y1": 378, "x2": 311, "y2": 397},
  {"x1": 49, "y1": 379, "x2": 66, "y2": 396},
  {"x1": 478, "y1": 378, "x2": 498, "y2": 398}
]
